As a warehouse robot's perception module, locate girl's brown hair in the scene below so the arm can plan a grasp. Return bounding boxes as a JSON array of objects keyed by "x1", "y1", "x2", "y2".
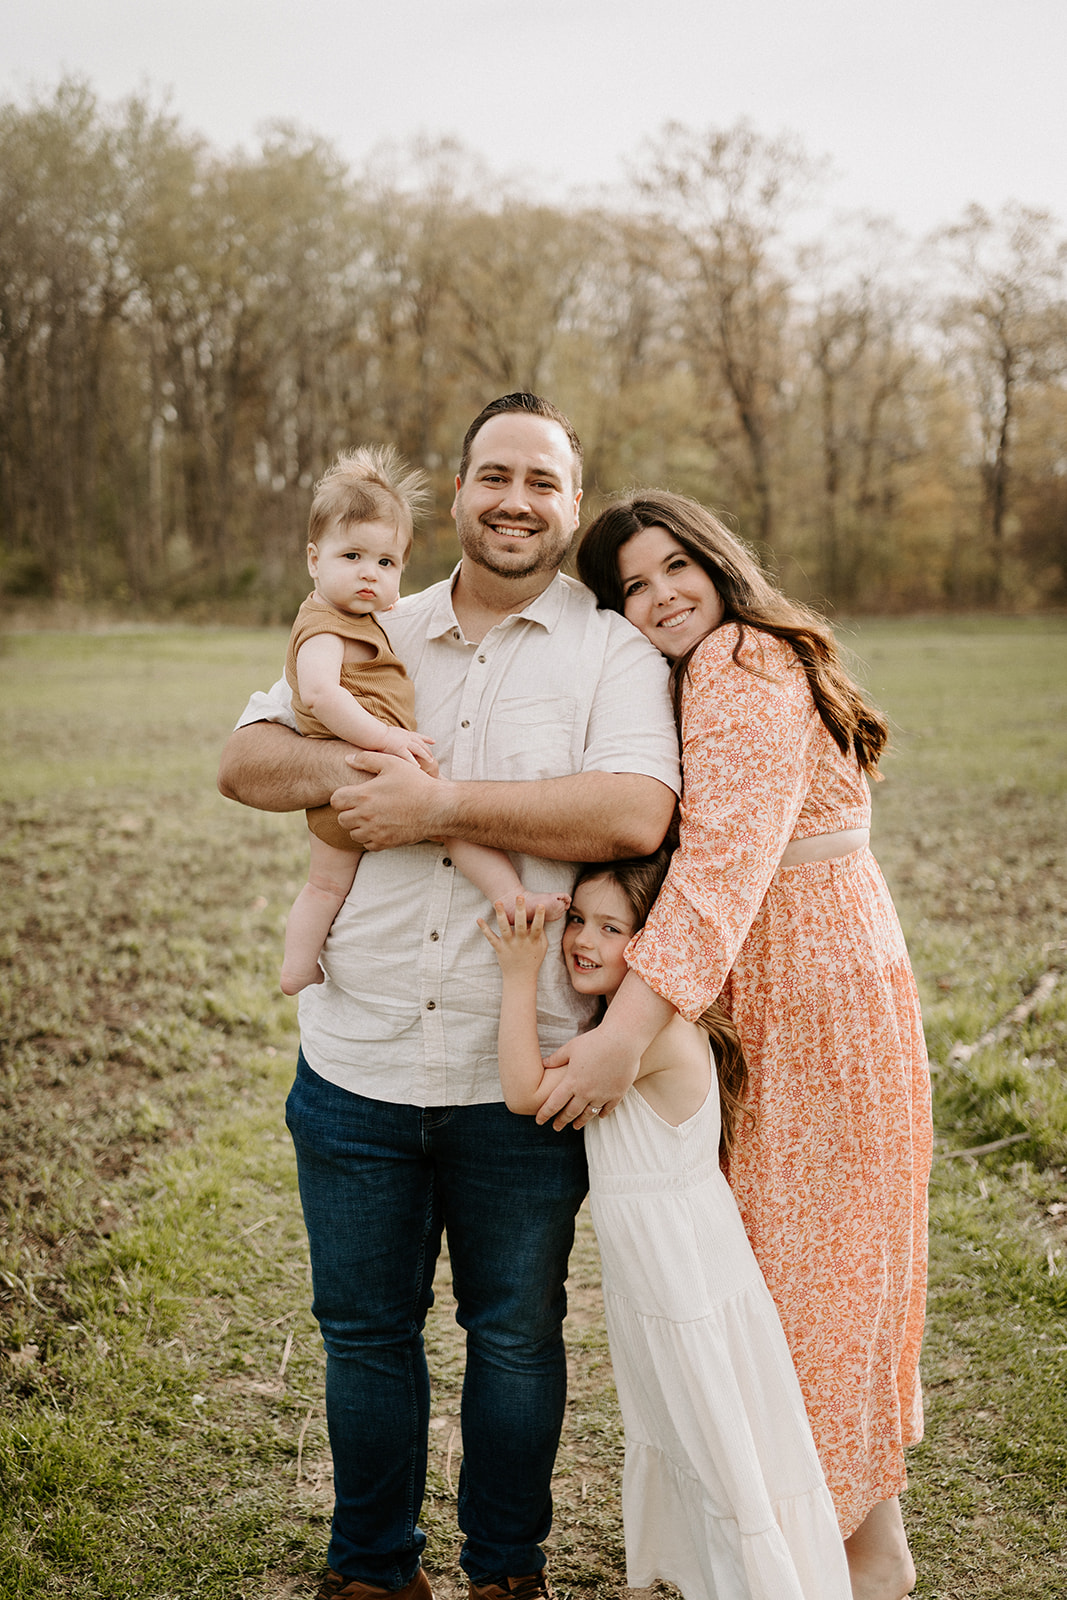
[
  {"x1": 577, "y1": 490, "x2": 888, "y2": 773},
  {"x1": 573, "y1": 846, "x2": 749, "y2": 1158}
]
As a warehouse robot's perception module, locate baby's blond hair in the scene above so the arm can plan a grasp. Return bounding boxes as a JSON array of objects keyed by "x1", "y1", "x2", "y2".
[{"x1": 308, "y1": 445, "x2": 430, "y2": 559}]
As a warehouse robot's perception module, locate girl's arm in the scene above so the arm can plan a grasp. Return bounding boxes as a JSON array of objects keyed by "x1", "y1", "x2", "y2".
[
  {"x1": 478, "y1": 900, "x2": 566, "y2": 1115},
  {"x1": 296, "y1": 632, "x2": 436, "y2": 768}
]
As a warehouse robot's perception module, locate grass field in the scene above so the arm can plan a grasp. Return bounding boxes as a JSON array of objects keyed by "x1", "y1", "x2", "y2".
[{"x1": 1, "y1": 618, "x2": 1065, "y2": 1599}]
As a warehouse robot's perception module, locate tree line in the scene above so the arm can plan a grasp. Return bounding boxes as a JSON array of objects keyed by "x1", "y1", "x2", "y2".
[{"x1": 2, "y1": 79, "x2": 1066, "y2": 618}]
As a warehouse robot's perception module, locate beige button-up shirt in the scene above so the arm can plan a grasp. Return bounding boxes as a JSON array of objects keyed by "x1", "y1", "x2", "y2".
[{"x1": 239, "y1": 570, "x2": 680, "y2": 1105}]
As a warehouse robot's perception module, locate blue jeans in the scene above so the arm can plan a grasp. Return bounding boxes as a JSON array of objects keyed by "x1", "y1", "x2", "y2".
[{"x1": 285, "y1": 1052, "x2": 588, "y2": 1586}]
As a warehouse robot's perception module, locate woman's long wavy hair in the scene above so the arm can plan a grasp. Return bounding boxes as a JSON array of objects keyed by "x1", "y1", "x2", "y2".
[
  {"x1": 573, "y1": 845, "x2": 749, "y2": 1158},
  {"x1": 577, "y1": 491, "x2": 889, "y2": 773}
]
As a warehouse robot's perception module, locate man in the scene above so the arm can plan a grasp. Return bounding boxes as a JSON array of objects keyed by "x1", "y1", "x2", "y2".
[{"x1": 217, "y1": 395, "x2": 679, "y2": 1600}]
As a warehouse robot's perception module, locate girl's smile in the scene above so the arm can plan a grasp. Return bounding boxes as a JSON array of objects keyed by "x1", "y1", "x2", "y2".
[{"x1": 562, "y1": 875, "x2": 637, "y2": 1001}]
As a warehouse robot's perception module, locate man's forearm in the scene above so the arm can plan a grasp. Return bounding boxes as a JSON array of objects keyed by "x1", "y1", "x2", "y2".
[
  {"x1": 217, "y1": 722, "x2": 355, "y2": 813},
  {"x1": 338, "y1": 763, "x2": 676, "y2": 860},
  {"x1": 220, "y1": 724, "x2": 677, "y2": 859},
  {"x1": 440, "y1": 772, "x2": 675, "y2": 860}
]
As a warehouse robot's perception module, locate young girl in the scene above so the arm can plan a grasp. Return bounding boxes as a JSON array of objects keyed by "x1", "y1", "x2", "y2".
[
  {"x1": 552, "y1": 491, "x2": 930, "y2": 1599},
  {"x1": 479, "y1": 852, "x2": 853, "y2": 1600},
  {"x1": 280, "y1": 445, "x2": 568, "y2": 994}
]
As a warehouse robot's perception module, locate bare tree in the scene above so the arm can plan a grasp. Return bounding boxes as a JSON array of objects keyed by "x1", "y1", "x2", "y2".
[
  {"x1": 572, "y1": 212, "x2": 693, "y2": 497},
  {"x1": 4, "y1": 81, "x2": 1067, "y2": 616},
  {"x1": 937, "y1": 203, "x2": 1067, "y2": 601},
  {"x1": 0, "y1": 80, "x2": 183, "y2": 596},
  {"x1": 633, "y1": 121, "x2": 823, "y2": 552},
  {"x1": 797, "y1": 223, "x2": 927, "y2": 605},
  {"x1": 445, "y1": 201, "x2": 595, "y2": 399}
]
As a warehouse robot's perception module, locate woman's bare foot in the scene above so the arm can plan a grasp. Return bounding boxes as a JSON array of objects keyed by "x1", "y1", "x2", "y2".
[{"x1": 844, "y1": 1497, "x2": 915, "y2": 1599}]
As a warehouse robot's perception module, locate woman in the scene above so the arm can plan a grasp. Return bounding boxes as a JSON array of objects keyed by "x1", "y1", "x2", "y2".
[{"x1": 548, "y1": 492, "x2": 931, "y2": 1600}]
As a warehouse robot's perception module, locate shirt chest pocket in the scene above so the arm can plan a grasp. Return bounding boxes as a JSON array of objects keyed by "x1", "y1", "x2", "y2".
[{"x1": 487, "y1": 694, "x2": 579, "y2": 779}]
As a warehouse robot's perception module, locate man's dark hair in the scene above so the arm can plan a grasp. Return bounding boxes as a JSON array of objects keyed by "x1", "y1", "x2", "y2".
[{"x1": 458, "y1": 393, "x2": 584, "y2": 488}]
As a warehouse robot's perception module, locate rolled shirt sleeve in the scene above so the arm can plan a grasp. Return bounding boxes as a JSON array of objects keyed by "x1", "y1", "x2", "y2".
[{"x1": 235, "y1": 678, "x2": 296, "y2": 731}]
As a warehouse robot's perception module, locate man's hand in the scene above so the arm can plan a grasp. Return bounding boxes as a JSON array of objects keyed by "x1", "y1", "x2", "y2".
[{"x1": 334, "y1": 751, "x2": 456, "y2": 850}]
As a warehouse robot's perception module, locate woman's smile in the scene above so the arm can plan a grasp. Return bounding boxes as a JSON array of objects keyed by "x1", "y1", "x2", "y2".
[{"x1": 617, "y1": 524, "x2": 724, "y2": 658}]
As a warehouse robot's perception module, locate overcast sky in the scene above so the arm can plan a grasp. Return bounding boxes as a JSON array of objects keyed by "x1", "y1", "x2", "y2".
[{"x1": 4, "y1": 0, "x2": 1065, "y2": 238}]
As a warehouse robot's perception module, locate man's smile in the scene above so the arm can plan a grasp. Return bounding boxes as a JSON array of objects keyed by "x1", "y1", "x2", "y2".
[{"x1": 485, "y1": 519, "x2": 544, "y2": 538}]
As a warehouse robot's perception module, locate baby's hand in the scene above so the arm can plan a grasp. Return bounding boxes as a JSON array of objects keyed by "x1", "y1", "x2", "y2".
[
  {"x1": 375, "y1": 727, "x2": 437, "y2": 771},
  {"x1": 490, "y1": 889, "x2": 571, "y2": 926},
  {"x1": 478, "y1": 896, "x2": 549, "y2": 974}
]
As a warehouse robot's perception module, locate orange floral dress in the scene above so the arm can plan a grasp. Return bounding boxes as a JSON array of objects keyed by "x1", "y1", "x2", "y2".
[{"x1": 626, "y1": 624, "x2": 932, "y2": 1538}]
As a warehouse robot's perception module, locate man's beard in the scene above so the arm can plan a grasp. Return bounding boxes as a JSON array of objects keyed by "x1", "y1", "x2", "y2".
[{"x1": 455, "y1": 506, "x2": 573, "y2": 580}]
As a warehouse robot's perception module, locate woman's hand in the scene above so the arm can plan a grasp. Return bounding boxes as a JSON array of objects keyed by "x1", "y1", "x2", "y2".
[
  {"x1": 478, "y1": 897, "x2": 548, "y2": 978},
  {"x1": 536, "y1": 1026, "x2": 642, "y2": 1131},
  {"x1": 536, "y1": 969, "x2": 677, "y2": 1131}
]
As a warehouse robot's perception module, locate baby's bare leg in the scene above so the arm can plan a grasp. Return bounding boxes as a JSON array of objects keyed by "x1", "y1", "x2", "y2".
[
  {"x1": 281, "y1": 832, "x2": 362, "y2": 994},
  {"x1": 446, "y1": 839, "x2": 570, "y2": 923}
]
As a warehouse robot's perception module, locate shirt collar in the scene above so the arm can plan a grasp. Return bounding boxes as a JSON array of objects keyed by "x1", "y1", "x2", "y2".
[
  {"x1": 423, "y1": 565, "x2": 573, "y2": 642},
  {"x1": 422, "y1": 571, "x2": 467, "y2": 640}
]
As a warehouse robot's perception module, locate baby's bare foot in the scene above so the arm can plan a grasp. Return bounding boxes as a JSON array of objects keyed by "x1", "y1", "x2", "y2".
[
  {"x1": 531, "y1": 892, "x2": 571, "y2": 924},
  {"x1": 491, "y1": 891, "x2": 570, "y2": 926}
]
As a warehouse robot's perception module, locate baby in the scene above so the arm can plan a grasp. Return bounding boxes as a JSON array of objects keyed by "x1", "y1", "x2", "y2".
[{"x1": 280, "y1": 445, "x2": 568, "y2": 993}]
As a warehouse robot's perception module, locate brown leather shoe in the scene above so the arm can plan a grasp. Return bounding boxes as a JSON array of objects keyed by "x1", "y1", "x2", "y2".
[
  {"x1": 468, "y1": 1574, "x2": 552, "y2": 1600},
  {"x1": 316, "y1": 1566, "x2": 434, "y2": 1600}
]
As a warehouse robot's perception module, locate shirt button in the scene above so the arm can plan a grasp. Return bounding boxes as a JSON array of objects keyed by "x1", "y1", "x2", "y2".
[
  {"x1": 460, "y1": 720, "x2": 470, "y2": 729},
  {"x1": 429, "y1": 930, "x2": 439, "y2": 941},
  {"x1": 477, "y1": 654, "x2": 486, "y2": 663},
  {"x1": 426, "y1": 1000, "x2": 436, "y2": 1010},
  {"x1": 442, "y1": 857, "x2": 452, "y2": 868}
]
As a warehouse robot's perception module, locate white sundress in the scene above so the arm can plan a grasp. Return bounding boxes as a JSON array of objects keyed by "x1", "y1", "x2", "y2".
[{"x1": 585, "y1": 1069, "x2": 852, "y2": 1600}]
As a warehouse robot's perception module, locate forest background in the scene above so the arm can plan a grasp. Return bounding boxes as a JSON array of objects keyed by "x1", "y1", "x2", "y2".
[{"x1": 2, "y1": 78, "x2": 1067, "y2": 624}]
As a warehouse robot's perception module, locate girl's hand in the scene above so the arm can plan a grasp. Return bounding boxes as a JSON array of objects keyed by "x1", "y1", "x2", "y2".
[
  {"x1": 477, "y1": 896, "x2": 548, "y2": 976},
  {"x1": 490, "y1": 889, "x2": 571, "y2": 926}
]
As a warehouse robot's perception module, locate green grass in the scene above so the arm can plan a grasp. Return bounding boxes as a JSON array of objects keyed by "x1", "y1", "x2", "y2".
[
  {"x1": 843, "y1": 617, "x2": 1067, "y2": 1596},
  {"x1": 854, "y1": 618, "x2": 1067, "y2": 1173},
  {"x1": 1, "y1": 1060, "x2": 329, "y2": 1597},
  {"x1": 2, "y1": 618, "x2": 1066, "y2": 1598}
]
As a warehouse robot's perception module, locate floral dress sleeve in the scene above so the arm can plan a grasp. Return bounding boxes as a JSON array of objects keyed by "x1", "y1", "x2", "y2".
[{"x1": 627, "y1": 625, "x2": 829, "y2": 1020}]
